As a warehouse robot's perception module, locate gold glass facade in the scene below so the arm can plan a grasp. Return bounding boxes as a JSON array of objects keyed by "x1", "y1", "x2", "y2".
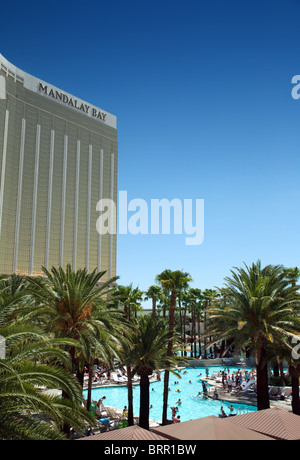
[{"x1": 0, "y1": 55, "x2": 117, "y2": 282}]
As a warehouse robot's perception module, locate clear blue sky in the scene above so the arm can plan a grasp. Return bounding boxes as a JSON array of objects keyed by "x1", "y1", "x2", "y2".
[{"x1": 2, "y1": 0, "x2": 300, "y2": 305}]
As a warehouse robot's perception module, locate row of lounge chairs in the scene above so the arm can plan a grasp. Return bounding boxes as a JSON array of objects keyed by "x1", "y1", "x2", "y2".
[
  {"x1": 111, "y1": 371, "x2": 142, "y2": 384},
  {"x1": 269, "y1": 386, "x2": 292, "y2": 401},
  {"x1": 84, "y1": 369, "x2": 142, "y2": 386}
]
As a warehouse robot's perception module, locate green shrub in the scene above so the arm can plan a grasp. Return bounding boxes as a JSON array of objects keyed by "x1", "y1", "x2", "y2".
[{"x1": 269, "y1": 375, "x2": 292, "y2": 387}]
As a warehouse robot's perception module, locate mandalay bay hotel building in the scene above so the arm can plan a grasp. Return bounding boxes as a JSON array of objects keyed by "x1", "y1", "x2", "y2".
[{"x1": 0, "y1": 54, "x2": 117, "y2": 281}]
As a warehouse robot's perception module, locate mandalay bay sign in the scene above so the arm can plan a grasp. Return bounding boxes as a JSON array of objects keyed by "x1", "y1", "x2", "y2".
[{"x1": 38, "y1": 83, "x2": 108, "y2": 121}]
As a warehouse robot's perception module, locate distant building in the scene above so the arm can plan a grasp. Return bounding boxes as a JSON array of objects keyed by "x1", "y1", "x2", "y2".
[{"x1": 0, "y1": 54, "x2": 117, "y2": 281}]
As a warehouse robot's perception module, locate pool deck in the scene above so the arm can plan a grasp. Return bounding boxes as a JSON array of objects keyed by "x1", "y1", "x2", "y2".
[
  {"x1": 200, "y1": 376, "x2": 293, "y2": 411},
  {"x1": 199, "y1": 376, "x2": 257, "y2": 406},
  {"x1": 83, "y1": 372, "x2": 163, "y2": 390}
]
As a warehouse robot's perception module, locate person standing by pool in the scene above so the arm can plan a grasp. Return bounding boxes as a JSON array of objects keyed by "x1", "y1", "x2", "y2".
[
  {"x1": 173, "y1": 415, "x2": 181, "y2": 423},
  {"x1": 213, "y1": 388, "x2": 219, "y2": 400},
  {"x1": 219, "y1": 406, "x2": 227, "y2": 418},
  {"x1": 239, "y1": 372, "x2": 243, "y2": 385},
  {"x1": 227, "y1": 376, "x2": 233, "y2": 392},
  {"x1": 97, "y1": 396, "x2": 106, "y2": 412},
  {"x1": 171, "y1": 406, "x2": 177, "y2": 416},
  {"x1": 228, "y1": 405, "x2": 235, "y2": 415},
  {"x1": 202, "y1": 382, "x2": 208, "y2": 399},
  {"x1": 221, "y1": 371, "x2": 227, "y2": 389},
  {"x1": 206, "y1": 367, "x2": 209, "y2": 378}
]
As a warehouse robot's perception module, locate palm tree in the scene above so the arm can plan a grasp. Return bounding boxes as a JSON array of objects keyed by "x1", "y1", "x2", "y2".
[
  {"x1": 156, "y1": 287, "x2": 170, "y2": 318},
  {"x1": 181, "y1": 291, "x2": 191, "y2": 356},
  {"x1": 144, "y1": 285, "x2": 163, "y2": 321},
  {"x1": 130, "y1": 286, "x2": 144, "y2": 319},
  {"x1": 187, "y1": 288, "x2": 204, "y2": 357},
  {"x1": 26, "y1": 264, "x2": 128, "y2": 437},
  {"x1": 0, "y1": 287, "x2": 97, "y2": 440},
  {"x1": 112, "y1": 284, "x2": 143, "y2": 320},
  {"x1": 202, "y1": 289, "x2": 218, "y2": 358},
  {"x1": 272, "y1": 341, "x2": 300, "y2": 416},
  {"x1": 284, "y1": 266, "x2": 300, "y2": 288},
  {"x1": 27, "y1": 265, "x2": 121, "y2": 381},
  {"x1": 156, "y1": 269, "x2": 192, "y2": 424},
  {"x1": 124, "y1": 315, "x2": 178, "y2": 430},
  {"x1": 176, "y1": 279, "x2": 191, "y2": 355},
  {"x1": 0, "y1": 274, "x2": 32, "y2": 331},
  {"x1": 83, "y1": 328, "x2": 124, "y2": 412},
  {"x1": 206, "y1": 261, "x2": 300, "y2": 411},
  {"x1": 0, "y1": 358, "x2": 97, "y2": 440},
  {"x1": 111, "y1": 284, "x2": 143, "y2": 426}
]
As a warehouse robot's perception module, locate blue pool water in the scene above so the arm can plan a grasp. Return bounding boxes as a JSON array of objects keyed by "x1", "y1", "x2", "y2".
[{"x1": 83, "y1": 366, "x2": 257, "y2": 423}]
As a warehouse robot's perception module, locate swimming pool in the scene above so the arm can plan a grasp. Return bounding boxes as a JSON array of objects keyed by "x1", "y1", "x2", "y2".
[{"x1": 83, "y1": 366, "x2": 257, "y2": 423}]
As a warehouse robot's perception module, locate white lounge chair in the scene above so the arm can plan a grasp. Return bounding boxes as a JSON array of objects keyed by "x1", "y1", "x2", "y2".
[
  {"x1": 269, "y1": 387, "x2": 281, "y2": 400},
  {"x1": 111, "y1": 372, "x2": 126, "y2": 383},
  {"x1": 241, "y1": 379, "x2": 256, "y2": 392},
  {"x1": 104, "y1": 406, "x2": 126, "y2": 422},
  {"x1": 282, "y1": 388, "x2": 292, "y2": 399},
  {"x1": 211, "y1": 371, "x2": 220, "y2": 379}
]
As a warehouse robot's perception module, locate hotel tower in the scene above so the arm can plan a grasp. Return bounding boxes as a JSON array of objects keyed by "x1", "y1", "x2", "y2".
[{"x1": 0, "y1": 54, "x2": 117, "y2": 281}]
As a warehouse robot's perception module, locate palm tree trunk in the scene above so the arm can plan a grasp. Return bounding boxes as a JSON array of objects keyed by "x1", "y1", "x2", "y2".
[
  {"x1": 86, "y1": 357, "x2": 94, "y2": 411},
  {"x1": 256, "y1": 347, "x2": 270, "y2": 411},
  {"x1": 179, "y1": 298, "x2": 183, "y2": 357},
  {"x1": 197, "y1": 312, "x2": 201, "y2": 357},
  {"x1": 162, "y1": 366, "x2": 170, "y2": 425},
  {"x1": 289, "y1": 364, "x2": 300, "y2": 415},
  {"x1": 279, "y1": 361, "x2": 285, "y2": 385},
  {"x1": 183, "y1": 304, "x2": 187, "y2": 357},
  {"x1": 220, "y1": 340, "x2": 225, "y2": 357},
  {"x1": 152, "y1": 296, "x2": 156, "y2": 322},
  {"x1": 127, "y1": 366, "x2": 134, "y2": 426},
  {"x1": 204, "y1": 309, "x2": 207, "y2": 358},
  {"x1": 291, "y1": 376, "x2": 300, "y2": 415},
  {"x1": 139, "y1": 374, "x2": 150, "y2": 430},
  {"x1": 193, "y1": 307, "x2": 197, "y2": 357},
  {"x1": 70, "y1": 345, "x2": 76, "y2": 374},
  {"x1": 162, "y1": 288, "x2": 176, "y2": 425},
  {"x1": 76, "y1": 366, "x2": 84, "y2": 389},
  {"x1": 190, "y1": 308, "x2": 194, "y2": 358},
  {"x1": 273, "y1": 362, "x2": 279, "y2": 378}
]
